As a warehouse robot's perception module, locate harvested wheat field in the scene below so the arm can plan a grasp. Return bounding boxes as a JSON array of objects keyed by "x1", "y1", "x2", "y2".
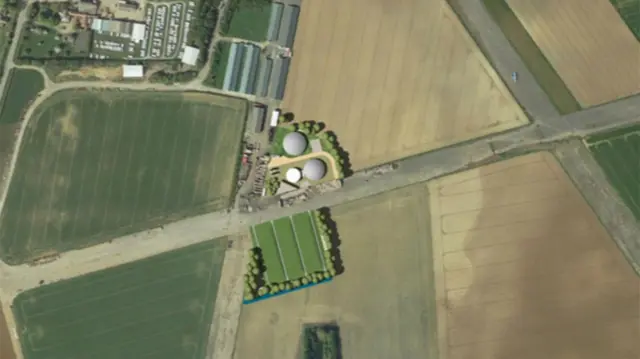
[
  {"x1": 283, "y1": 0, "x2": 527, "y2": 170},
  {"x1": 0, "y1": 305, "x2": 16, "y2": 359},
  {"x1": 506, "y1": 0, "x2": 640, "y2": 107},
  {"x1": 234, "y1": 185, "x2": 438, "y2": 359},
  {"x1": 429, "y1": 152, "x2": 640, "y2": 359}
]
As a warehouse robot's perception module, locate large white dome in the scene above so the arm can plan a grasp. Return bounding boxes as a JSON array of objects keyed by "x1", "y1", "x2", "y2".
[
  {"x1": 285, "y1": 167, "x2": 302, "y2": 183},
  {"x1": 283, "y1": 132, "x2": 307, "y2": 156},
  {"x1": 302, "y1": 159, "x2": 327, "y2": 181}
]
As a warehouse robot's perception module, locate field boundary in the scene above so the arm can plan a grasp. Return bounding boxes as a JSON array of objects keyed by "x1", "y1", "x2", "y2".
[
  {"x1": 242, "y1": 277, "x2": 333, "y2": 305},
  {"x1": 289, "y1": 216, "x2": 309, "y2": 274}
]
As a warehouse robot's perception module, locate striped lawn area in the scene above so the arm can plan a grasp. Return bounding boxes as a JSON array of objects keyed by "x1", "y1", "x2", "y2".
[
  {"x1": 291, "y1": 212, "x2": 326, "y2": 272},
  {"x1": 271, "y1": 218, "x2": 306, "y2": 279},
  {"x1": 253, "y1": 223, "x2": 287, "y2": 282}
]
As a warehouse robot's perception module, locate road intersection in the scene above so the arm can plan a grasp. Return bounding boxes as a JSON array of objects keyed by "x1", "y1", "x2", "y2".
[{"x1": 0, "y1": 1, "x2": 639, "y2": 358}]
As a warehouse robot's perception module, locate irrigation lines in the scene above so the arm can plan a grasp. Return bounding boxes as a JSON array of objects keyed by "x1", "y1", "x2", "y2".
[
  {"x1": 288, "y1": 216, "x2": 308, "y2": 274},
  {"x1": 269, "y1": 221, "x2": 290, "y2": 280}
]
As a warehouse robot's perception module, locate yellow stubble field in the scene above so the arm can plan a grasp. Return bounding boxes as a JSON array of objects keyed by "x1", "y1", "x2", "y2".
[
  {"x1": 429, "y1": 152, "x2": 640, "y2": 359},
  {"x1": 506, "y1": 0, "x2": 640, "y2": 107},
  {"x1": 283, "y1": 0, "x2": 528, "y2": 170},
  {"x1": 233, "y1": 185, "x2": 438, "y2": 359}
]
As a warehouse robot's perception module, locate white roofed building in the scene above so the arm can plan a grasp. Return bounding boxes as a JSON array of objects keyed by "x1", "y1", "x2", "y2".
[
  {"x1": 181, "y1": 46, "x2": 200, "y2": 66},
  {"x1": 131, "y1": 23, "x2": 146, "y2": 42},
  {"x1": 122, "y1": 65, "x2": 144, "y2": 78}
]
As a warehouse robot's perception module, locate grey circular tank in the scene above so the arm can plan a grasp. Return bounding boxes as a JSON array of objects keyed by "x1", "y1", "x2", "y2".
[
  {"x1": 303, "y1": 158, "x2": 327, "y2": 181},
  {"x1": 282, "y1": 132, "x2": 308, "y2": 156}
]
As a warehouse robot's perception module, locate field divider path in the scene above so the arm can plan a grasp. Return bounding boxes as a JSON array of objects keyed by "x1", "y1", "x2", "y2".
[
  {"x1": 288, "y1": 216, "x2": 308, "y2": 274},
  {"x1": 269, "y1": 221, "x2": 290, "y2": 280}
]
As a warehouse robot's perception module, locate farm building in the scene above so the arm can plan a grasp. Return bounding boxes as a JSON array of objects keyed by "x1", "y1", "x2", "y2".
[
  {"x1": 252, "y1": 104, "x2": 267, "y2": 133},
  {"x1": 266, "y1": 2, "x2": 300, "y2": 48},
  {"x1": 91, "y1": 18, "x2": 146, "y2": 42},
  {"x1": 122, "y1": 65, "x2": 144, "y2": 78},
  {"x1": 181, "y1": 46, "x2": 200, "y2": 66}
]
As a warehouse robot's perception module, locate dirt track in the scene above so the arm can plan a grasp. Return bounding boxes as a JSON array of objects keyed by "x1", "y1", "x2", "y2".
[
  {"x1": 429, "y1": 152, "x2": 640, "y2": 359},
  {"x1": 283, "y1": 0, "x2": 527, "y2": 170}
]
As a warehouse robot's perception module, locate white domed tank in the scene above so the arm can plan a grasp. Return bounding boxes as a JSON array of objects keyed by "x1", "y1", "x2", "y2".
[
  {"x1": 282, "y1": 132, "x2": 307, "y2": 156},
  {"x1": 285, "y1": 167, "x2": 302, "y2": 183},
  {"x1": 302, "y1": 158, "x2": 327, "y2": 181}
]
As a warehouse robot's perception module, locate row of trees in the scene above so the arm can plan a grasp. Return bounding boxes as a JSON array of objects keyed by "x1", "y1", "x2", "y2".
[
  {"x1": 245, "y1": 270, "x2": 335, "y2": 301},
  {"x1": 264, "y1": 176, "x2": 280, "y2": 196}
]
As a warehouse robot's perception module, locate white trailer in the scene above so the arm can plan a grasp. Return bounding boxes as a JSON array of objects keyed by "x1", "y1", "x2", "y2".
[{"x1": 269, "y1": 109, "x2": 281, "y2": 128}]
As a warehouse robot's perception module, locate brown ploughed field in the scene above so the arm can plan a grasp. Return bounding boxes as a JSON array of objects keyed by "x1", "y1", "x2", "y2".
[
  {"x1": 506, "y1": 0, "x2": 640, "y2": 107},
  {"x1": 283, "y1": 0, "x2": 527, "y2": 170},
  {"x1": 0, "y1": 305, "x2": 16, "y2": 359},
  {"x1": 429, "y1": 152, "x2": 640, "y2": 359}
]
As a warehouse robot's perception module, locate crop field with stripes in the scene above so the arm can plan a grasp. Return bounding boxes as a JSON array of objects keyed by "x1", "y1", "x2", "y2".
[
  {"x1": 11, "y1": 239, "x2": 228, "y2": 359},
  {"x1": 250, "y1": 211, "x2": 325, "y2": 283},
  {"x1": 0, "y1": 90, "x2": 247, "y2": 264},
  {"x1": 586, "y1": 125, "x2": 640, "y2": 220}
]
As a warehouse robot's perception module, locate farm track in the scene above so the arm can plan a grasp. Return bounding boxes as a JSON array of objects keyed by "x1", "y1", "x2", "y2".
[{"x1": 0, "y1": 0, "x2": 639, "y2": 358}]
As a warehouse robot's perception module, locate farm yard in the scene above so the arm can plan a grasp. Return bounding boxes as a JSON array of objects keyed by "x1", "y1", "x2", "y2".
[
  {"x1": 481, "y1": 0, "x2": 581, "y2": 114},
  {"x1": 505, "y1": 0, "x2": 640, "y2": 107},
  {"x1": 11, "y1": 239, "x2": 228, "y2": 359},
  {"x1": 235, "y1": 186, "x2": 438, "y2": 359},
  {"x1": 586, "y1": 125, "x2": 640, "y2": 220},
  {"x1": 0, "y1": 69, "x2": 45, "y2": 124},
  {"x1": 250, "y1": 211, "x2": 326, "y2": 284},
  {"x1": 282, "y1": 0, "x2": 527, "y2": 170},
  {"x1": 429, "y1": 152, "x2": 640, "y2": 359},
  {"x1": 0, "y1": 90, "x2": 247, "y2": 264},
  {"x1": 610, "y1": 0, "x2": 640, "y2": 40}
]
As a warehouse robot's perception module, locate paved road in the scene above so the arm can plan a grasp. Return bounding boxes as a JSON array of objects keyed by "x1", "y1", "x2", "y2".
[{"x1": 0, "y1": 0, "x2": 640, "y2": 358}]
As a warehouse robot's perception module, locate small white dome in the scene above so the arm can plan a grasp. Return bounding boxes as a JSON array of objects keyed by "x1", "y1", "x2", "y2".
[
  {"x1": 285, "y1": 167, "x2": 302, "y2": 183},
  {"x1": 283, "y1": 132, "x2": 307, "y2": 156},
  {"x1": 303, "y1": 159, "x2": 326, "y2": 181}
]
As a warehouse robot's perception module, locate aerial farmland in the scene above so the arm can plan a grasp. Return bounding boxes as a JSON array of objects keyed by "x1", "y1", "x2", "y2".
[
  {"x1": 429, "y1": 152, "x2": 640, "y2": 359},
  {"x1": 11, "y1": 239, "x2": 229, "y2": 359},
  {"x1": 282, "y1": 0, "x2": 528, "y2": 170},
  {"x1": 0, "y1": 91, "x2": 247, "y2": 264},
  {"x1": 0, "y1": 306, "x2": 16, "y2": 359},
  {"x1": 505, "y1": 0, "x2": 640, "y2": 107},
  {"x1": 234, "y1": 185, "x2": 438, "y2": 359}
]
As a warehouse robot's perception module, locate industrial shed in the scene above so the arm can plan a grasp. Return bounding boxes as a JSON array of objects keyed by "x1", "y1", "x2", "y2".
[
  {"x1": 181, "y1": 46, "x2": 200, "y2": 66},
  {"x1": 267, "y1": 3, "x2": 300, "y2": 48},
  {"x1": 122, "y1": 65, "x2": 144, "y2": 78},
  {"x1": 222, "y1": 43, "x2": 261, "y2": 95}
]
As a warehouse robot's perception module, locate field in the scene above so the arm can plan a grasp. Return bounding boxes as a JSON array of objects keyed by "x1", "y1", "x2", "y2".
[
  {"x1": 506, "y1": 0, "x2": 640, "y2": 107},
  {"x1": 224, "y1": 0, "x2": 272, "y2": 42},
  {"x1": 0, "y1": 69, "x2": 45, "y2": 124},
  {"x1": 250, "y1": 211, "x2": 325, "y2": 283},
  {"x1": 481, "y1": 0, "x2": 580, "y2": 114},
  {"x1": 0, "y1": 91, "x2": 247, "y2": 264},
  {"x1": 0, "y1": 306, "x2": 16, "y2": 359},
  {"x1": 12, "y1": 239, "x2": 228, "y2": 359},
  {"x1": 610, "y1": 0, "x2": 640, "y2": 40},
  {"x1": 429, "y1": 152, "x2": 640, "y2": 359},
  {"x1": 206, "y1": 41, "x2": 232, "y2": 88},
  {"x1": 282, "y1": 0, "x2": 528, "y2": 170},
  {"x1": 585, "y1": 125, "x2": 640, "y2": 220},
  {"x1": 234, "y1": 186, "x2": 438, "y2": 359}
]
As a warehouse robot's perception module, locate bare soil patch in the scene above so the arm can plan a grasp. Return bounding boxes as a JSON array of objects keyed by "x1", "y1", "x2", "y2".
[
  {"x1": 429, "y1": 152, "x2": 640, "y2": 359},
  {"x1": 55, "y1": 66, "x2": 123, "y2": 81},
  {"x1": 0, "y1": 305, "x2": 16, "y2": 359},
  {"x1": 506, "y1": 0, "x2": 640, "y2": 107},
  {"x1": 282, "y1": 0, "x2": 527, "y2": 170},
  {"x1": 233, "y1": 185, "x2": 438, "y2": 359}
]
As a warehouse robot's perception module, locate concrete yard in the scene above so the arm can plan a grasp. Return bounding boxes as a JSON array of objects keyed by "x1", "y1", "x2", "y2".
[
  {"x1": 506, "y1": 0, "x2": 640, "y2": 107},
  {"x1": 233, "y1": 185, "x2": 438, "y2": 359},
  {"x1": 429, "y1": 152, "x2": 640, "y2": 359},
  {"x1": 282, "y1": 0, "x2": 527, "y2": 170}
]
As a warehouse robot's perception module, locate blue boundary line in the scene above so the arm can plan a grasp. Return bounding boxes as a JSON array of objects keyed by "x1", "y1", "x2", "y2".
[{"x1": 243, "y1": 277, "x2": 333, "y2": 305}]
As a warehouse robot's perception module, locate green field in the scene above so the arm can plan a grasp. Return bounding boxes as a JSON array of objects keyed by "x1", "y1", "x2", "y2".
[
  {"x1": 481, "y1": 0, "x2": 581, "y2": 114},
  {"x1": 0, "y1": 69, "x2": 45, "y2": 124},
  {"x1": 12, "y1": 239, "x2": 228, "y2": 359},
  {"x1": 250, "y1": 211, "x2": 325, "y2": 284},
  {"x1": 0, "y1": 90, "x2": 247, "y2": 264},
  {"x1": 586, "y1": 124, "x2": 640, "y2": 220},
  {"x1": 610, "y1": 0, "x2": 640, "y2": 40},
  {"x1": 224, "y1": 0, "x2": 272, "y2": 42},
  {"x1": 205, "y1": 41, "x2": 231, "y2": 88}
]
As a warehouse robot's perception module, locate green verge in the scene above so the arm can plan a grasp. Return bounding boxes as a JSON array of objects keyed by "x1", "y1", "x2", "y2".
[
  {"x1": 204, "y1": 41, "x2": 231, "y2": 88},
  {"x1": 292, "y1": 212, "x2": 324, "y2": 273},
  {"x1": 610, "y1": 0, "x2": 640, "y2": 40},
  {"x1": 0, "y1": 68, "x2": 44, "y2": 124},
  {"x1": 12, "y1": 239, "x2": 228, "y2": 359},
  {"x1": 272, "y1": 217, "x2": 305, "y2": 278},
  {"x1": 482, "y1": 0, "x2": 581, "y2": 114},
  {"x1": 253, "y1": 222, "x2": 287, "y2": 282}
]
